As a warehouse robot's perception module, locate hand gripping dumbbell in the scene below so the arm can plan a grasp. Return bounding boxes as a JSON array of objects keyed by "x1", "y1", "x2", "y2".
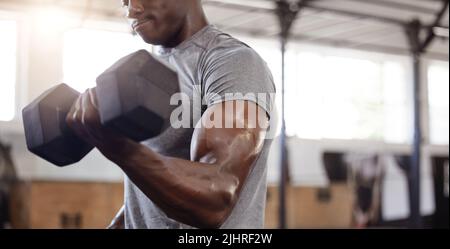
[{"x1": 22, "y1": 50, "x2": 180, "y2": 166}]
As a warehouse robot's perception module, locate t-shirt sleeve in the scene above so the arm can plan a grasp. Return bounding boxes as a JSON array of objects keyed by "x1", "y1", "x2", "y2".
[{"x1": 201, "y1": 45, "x2": 276, "y2": 118}]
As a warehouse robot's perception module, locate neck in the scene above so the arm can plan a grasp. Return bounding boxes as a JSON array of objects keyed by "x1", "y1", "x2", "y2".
[{"x1": 163, "y1": 6, "x2": 209, "y2": 48}]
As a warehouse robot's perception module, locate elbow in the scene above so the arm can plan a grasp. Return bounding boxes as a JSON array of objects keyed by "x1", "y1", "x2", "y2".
[
  {"x1": 164, "y1": 189, "x2": 236, "y2": 229},
  {"x1": 199, "y1": 208, "x2": 231, "y2": 229},
  {"x1": 166, "y1": 176, "x2": 240, "y2": 229},
  {"x1": 198, "y1": 190, "x2": 237, "y2": 229}
]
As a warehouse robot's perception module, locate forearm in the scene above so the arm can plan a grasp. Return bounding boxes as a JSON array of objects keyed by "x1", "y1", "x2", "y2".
[
  {"x1": 105, "y1": 140, "x2": 239, "y2": 228},
  {"x1": 65, "y1": 93, "x2": 264, "y2": 228}
]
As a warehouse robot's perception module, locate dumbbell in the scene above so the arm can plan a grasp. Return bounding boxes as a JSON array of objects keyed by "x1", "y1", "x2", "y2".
[{"x1": 22, "y1": 50, "x2": 180, "y2": 167}]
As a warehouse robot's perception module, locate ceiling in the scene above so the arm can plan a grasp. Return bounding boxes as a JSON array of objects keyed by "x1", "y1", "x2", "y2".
[
  {"x1": 203, "y1": 0, "x2": 449, "y2": 59},
  {"x1": 0, "y1": 0, "x2": 448, "y2": 59}
]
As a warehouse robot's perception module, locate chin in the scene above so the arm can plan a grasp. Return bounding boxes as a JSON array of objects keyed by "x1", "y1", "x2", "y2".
[
  {"x1": 137, "y1": 28, "x2": 179, "y2": 47},
  {"x1": 138, "y1": 35, "x2": 158, "y2": 45},
  {"x1": 135, "y1": 30, "x2": 161, "y2": 45},
  {"x1": 141, "y1": 36, "x2": 160, "y2": 45}
]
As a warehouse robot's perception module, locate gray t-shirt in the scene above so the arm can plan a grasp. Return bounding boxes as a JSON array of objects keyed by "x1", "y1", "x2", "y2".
[{"x1": 124, "y1": 25, "x2": 276, "y2": 229}]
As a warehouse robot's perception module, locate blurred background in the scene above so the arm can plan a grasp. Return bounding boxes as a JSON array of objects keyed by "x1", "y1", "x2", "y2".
[{"x1": 0, "y1": 0, "x2": 448, "y2": 229}]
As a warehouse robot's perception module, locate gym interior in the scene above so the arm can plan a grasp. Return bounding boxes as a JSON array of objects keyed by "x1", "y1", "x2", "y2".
[{"x1": 0, "y1": 0, "x2": 448, "y2": 229}]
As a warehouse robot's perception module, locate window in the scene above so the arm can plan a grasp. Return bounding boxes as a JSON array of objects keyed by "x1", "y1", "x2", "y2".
[
  {"x1": 63, "y1": 28, "x2": 149, "y2": 92},
  {"x1": 252, "y1": 44, "x2": 282, "y2": 137},
  {"x1": 0, "y1": 20, "x2": 17, "y2": 121},
  {"x1": 250, "y1": 40, "x2": 411, "y2": 143},
  {"x1": 428, "y1": 61, "x2": 449, "y2": 145},
  {"x1": 292, "y1": 53, "x2": 411, "y2": 143}
]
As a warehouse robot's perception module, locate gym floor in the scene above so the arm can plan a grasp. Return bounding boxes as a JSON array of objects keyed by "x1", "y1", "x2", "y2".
[{"x1": 0, "y1": 0, "x2": 448, "y2": 230}]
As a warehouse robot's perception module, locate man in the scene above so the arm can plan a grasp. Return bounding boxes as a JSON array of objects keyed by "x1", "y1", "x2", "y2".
[{"x1": 66, "y1": 0, "x2": 276, "y2": 229}]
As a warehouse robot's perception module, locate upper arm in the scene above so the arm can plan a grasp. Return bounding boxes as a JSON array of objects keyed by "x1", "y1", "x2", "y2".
[
  {"x1": 187, "y1": 44, "x2": 275, "y2": 212},
  {"x1": 195, "y1": 45, "x2": 275, "y2": 167},
  {"x1": 190, "y1": 100, "x2": 268, "y2": 192}
]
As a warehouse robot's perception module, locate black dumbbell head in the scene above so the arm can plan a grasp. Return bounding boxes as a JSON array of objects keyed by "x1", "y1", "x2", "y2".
[
  {"x1": 22, "y1": 84, "x2": 94, "y2": 166},
  {"x1": 96, "y1": 50, "x2": 180, "y2": 141}
]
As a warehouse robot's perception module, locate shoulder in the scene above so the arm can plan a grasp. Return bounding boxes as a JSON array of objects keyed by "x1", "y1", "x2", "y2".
[{"x1": 200, "y1": 27, "x2": 265, "y2": 66}]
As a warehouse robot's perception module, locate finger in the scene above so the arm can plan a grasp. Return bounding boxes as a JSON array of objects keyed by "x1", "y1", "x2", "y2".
[
  {"x1": 88, "y1": 88, "x2": 117, "y2": 136},
  {"x1": 73, "y1": 95, "x2": 93, "y2": 140},
  {"x1": 89, "y1": 88, "x2": 100, "y2": 109},
  {"x1": 73, "y1": 97, "x2": 85, "y2": 130},
  {"x1": 86, "y1": 89, "x2": 106, "y2": 139},
  {"x1": 86, "y1": 88, "x2": 102, "y2": 125},
  {"x1": 81, "y1": 90, "x2": 89, "y2": 126},
  {"x1": 66, "y1": 97, "x2": 77, "y2": 128},
  {"x1": 82, "y1": 90, "x2": 101, "y2": 130},
  {"x1": 86, "y1": 90, "x2": 110, "y2": 145},
  {"x1": 80, "y1": 91, "x2": 101, "y2": 142},
  {"x1": 68, "y1": 96, "x2": 82, "y2": 129},
  {"x1": 73, "y1": 95, "x2": 82, "y2": 123},
  {"x1": 65, "y1": 95, "x2": 99, "y2": 147}
]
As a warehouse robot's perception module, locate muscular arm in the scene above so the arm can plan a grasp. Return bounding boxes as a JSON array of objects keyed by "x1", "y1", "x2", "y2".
[
  {"x1": 67, "y1": 91, "x2": 268, "y2": 228},
  {"x1": 111, "y1": 101, "x2": 267, "y2": 228}
]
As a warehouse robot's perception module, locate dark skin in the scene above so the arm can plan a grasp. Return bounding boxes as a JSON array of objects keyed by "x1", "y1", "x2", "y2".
[
  {"x1": 67, "y1": 0, "x2": 269, "y2": 229},
  {"x1": 124, "y1": 0, "x2": 208, "y2": 47}
]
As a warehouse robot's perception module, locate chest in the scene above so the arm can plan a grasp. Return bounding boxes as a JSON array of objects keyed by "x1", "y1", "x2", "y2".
[{"x1": 141, "y1": 53, "x2": 205, "y2": 159}]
